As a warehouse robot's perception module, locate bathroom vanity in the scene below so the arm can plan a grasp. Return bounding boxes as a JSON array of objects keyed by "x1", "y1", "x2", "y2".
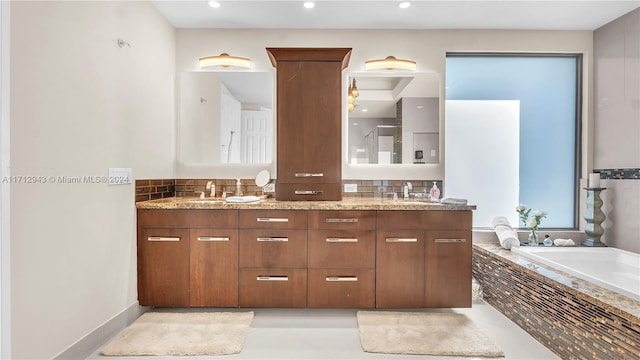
[{"x1": 136, "y1": 198, "x2": 475, "y2": 309}]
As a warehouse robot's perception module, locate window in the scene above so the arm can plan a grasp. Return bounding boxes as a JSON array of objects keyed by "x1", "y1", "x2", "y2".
[{"x1": 445, "y1": 54, "x2": 581, "y2": 228}]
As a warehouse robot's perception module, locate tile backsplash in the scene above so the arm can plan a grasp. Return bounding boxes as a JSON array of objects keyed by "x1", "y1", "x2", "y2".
[{"x1": 135, "y1": 178, "x2": 443, "y2": 202}]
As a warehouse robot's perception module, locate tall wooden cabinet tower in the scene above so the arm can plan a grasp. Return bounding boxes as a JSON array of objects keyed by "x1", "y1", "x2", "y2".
[{"x1": 266, "y1": 48, "x2": 352, "y2": 201}]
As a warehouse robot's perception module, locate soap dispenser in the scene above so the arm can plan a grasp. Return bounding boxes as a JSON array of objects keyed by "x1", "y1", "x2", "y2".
[
  {"x1": 429, "y1": 181, "x2": 440, "y2": 202},
  {"x1": 236, "y1": 179, "x2": 243, "y2": 196}
]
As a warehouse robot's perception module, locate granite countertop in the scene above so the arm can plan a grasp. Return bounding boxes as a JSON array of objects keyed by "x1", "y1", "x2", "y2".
[
  {"x1": 136, "y1": 197, "x2": 477, "y2": 211},
  {"x1": 473, "y1": 243, "x2": 640, "y2": 320}
]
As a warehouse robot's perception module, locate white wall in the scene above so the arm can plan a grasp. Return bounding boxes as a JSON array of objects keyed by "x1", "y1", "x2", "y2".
[
  {"x1": 10, "y1": 1, "x2": 175, "y2": 358},
  {"x1": 593, "y1": 8, "x2": 640, "y2": 253}
]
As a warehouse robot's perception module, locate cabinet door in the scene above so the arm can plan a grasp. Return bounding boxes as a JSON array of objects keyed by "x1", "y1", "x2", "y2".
[
  {"x1": 276, "y1": 61, "x2": 342, "y2": 184},
  {"x1": 375, "y1": 230, "x2": 425, "y2": 308},
  {"x1": 190, "y1": 228, "x2": 239, "y2": 307},
  {"x1": 425, "y1": 230, "x2": 472, "y2": 308},
  {"x1": 138, "y1": 228, "x2": 190, "y2": 307}
]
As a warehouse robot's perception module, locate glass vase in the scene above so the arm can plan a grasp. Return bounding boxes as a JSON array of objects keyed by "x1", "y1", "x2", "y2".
[{"x1": 528, "y1": 230, "x2": 539, "y2": 246}]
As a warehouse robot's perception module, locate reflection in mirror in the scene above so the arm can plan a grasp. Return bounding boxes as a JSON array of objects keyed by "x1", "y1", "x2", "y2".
[
  {"x1": 179, "y1": 71, "x2": 274, "y2": 164},
  {"x1": 347, "y1": 72, "x2": 440, "y2": 165}
]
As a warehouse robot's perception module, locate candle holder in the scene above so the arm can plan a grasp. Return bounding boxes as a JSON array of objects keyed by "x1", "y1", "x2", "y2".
[{"x1": 583, "y1": 187, "x2": 607, "y2": 247}]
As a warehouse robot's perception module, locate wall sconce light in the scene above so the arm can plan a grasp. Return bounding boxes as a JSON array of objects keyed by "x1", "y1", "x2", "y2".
[
  {"x1": 365, "y1": 56, "x2": 416, "y2": 71},
  {"x1": 199, "y1": 53, "x2": 251, "y2": 68},
  {"x1": 348, "y1": 78, "x2": 359, "y2": 112}
]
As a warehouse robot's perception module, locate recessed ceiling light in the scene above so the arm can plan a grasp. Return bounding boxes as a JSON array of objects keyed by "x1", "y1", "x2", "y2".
[
  {"x1": 398, "y1": 1, "x2": 411, "y2": 9},
  {"x1": 303, "y1": 2, "x2": 315, "y2": 9},
  {"x1": 353, "y1": 122, "x2": 359, "y2": 126},
  {"x1": 208, "y1": 1, "x2": 221, "y2": 8},
  {"x1": 417, "y1": 105, "x2": 424, "y2": 109},
  {"x1": 361, "y1": 109, "x2": 368, "y2": 112}
]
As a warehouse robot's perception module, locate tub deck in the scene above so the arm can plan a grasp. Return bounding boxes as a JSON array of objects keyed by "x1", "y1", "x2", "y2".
[{"x1": 473, "y1": 243, "x2": 639, "y2": 360}]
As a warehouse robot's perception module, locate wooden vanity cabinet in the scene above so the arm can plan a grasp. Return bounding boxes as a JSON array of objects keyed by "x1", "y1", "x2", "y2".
[
  {"x1": 266, "y1": 48, "x2": 351, "y2": 201},
  {"x1": 307, "y1": 210, "x2": 376, "y2": 308},
  {"x1": 238, "y1": 210, "x2": 308, "y2": 307},
  {"x1": 137, "y1": 209, "x2": 239, "y2": 307},
  {"x1": 375, "y1": 210, "x2": 472, "y2": 308}
]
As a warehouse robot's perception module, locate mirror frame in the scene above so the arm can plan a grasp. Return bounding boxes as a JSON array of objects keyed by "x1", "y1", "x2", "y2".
[{"x1": 342, "y1": 70, "x2": 444, "y2": 181}]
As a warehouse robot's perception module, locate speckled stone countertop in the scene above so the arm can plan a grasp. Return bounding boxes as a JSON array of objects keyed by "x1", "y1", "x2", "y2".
[
  {"x1": 474, "y1": 242, "x2": 640, "y2": 320},
  {"x1": 136, "y1": 197, "x2": 477, "y2": 211}
]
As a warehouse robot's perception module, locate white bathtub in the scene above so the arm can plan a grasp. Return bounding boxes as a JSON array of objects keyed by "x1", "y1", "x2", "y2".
[{"x1": 511, "y1": 246, "x2": 640, "y2": 301}]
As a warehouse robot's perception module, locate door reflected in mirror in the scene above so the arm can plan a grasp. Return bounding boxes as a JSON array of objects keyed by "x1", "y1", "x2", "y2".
[
  {"x1": 347, "y1": 72, "x2": 440, "y2": 165},
  {"x1": 178, "y1": 71, "x2": 274, "y2": 164}
]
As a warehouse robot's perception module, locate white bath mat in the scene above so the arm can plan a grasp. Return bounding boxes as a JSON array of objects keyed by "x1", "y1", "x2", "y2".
[
  {"x1": 357, "y1": 311, "x2": 504, "y2": 357},
  {"x1": 100, "y1": 311, "x2": 254, "y2": 356}
]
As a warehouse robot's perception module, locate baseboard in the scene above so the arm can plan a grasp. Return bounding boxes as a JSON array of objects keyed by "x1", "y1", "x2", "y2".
[{"x1": 52, "y1": 302, "x2": 148, "y2": 360}]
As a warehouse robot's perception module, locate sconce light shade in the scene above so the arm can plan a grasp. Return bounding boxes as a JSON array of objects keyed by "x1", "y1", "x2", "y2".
[
  {"x1": 365, "y1": 55, "x2": 416, "y2": 71},
  {"x1": 199, "y1": 53, "x2": 251, "y2": 68}
]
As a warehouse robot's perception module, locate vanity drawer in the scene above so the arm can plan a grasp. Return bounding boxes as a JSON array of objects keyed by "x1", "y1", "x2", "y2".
[
  {"x1": 276, "y1": 183, "x2": 342, "y2": 201},
  {"x1": 239, "y1": 210, "x2": 307, "y2": 229},
  {"x1": 308, "y1": 210, "x2": 376, "y2": 230},
  {"x1": 377, "y1": 210, "x2": 472, "y2": 230},
  {"x1": 239, "y1": 229, "x2": 307, "y2": 268},
  {"x1": 138, "y1": 209, "x2": 238, "y2": 229},
  {"x1": 308, "y1": 230, "x2": 375, "y2": 268},
  {"x1": 307, "y1": 269, "x2": 374, "y2": 308},
  {"x1": 239, "y1": 268, "x2": 307, "y2": 308}
]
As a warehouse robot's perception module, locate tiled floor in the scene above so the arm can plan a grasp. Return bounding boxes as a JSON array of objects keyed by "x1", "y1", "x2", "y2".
[{"x1": 87, "y1": 301, "x2": 560, "y2": 360}]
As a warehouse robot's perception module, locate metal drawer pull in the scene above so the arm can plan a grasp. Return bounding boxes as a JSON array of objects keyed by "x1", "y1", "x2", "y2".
[
  {"x1": 295, "y1": 190, "x2": 324, "y2": 195},
  {"x1": 326, "y1": 218, "x2": 358, "y2": 223},
  {"x1": 257, "y1": 237, "x2": 289, "y2": 242},
  {"x1": 326, "y1": 238, "x2": 358, "y2": 243},
  {"x1": 257, "y1": 217, "x2": 289, "y2": 222},
  {"x1": 434, "y1": 238, "x2": 467, "y2": 243},
  {"x1": 386, "y1": 238, "x2": 418, "y2": 243},
  {"x1": 147, "y1": 237, "x2": 180, "y2": 242},
  {"x1": 294, "y1": 172, "x2": 324, "y2": 177},
  {"x1": 197, "y1": 236, "x2": 230, "y2": 241},
  {"x1": 326, "y1": 276, "x2": 358, "y2": 282},
  {"x1": 257, "y1": 276, "x2": 289, "y2": 281}
]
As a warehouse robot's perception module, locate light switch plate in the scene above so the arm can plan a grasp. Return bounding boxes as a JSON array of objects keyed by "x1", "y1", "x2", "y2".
[
  {"x1": 108, "y1": 168, "x2": 132, "y2": 185},
  {"x1": 344, "y1": 183, "x2": 358, "y2": 193}
]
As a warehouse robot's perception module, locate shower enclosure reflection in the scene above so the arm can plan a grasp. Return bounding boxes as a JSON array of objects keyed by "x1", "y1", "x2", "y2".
[
  {"x1": 347, "y1": 73, "x2": 440, "y2": 165},
  {"x1": 179, "y1": 71, "x2": 274, "y2": 164}
]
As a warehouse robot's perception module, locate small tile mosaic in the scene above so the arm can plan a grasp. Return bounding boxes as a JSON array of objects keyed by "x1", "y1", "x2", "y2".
[
  {"x1": 134, "y1": 179, "x2": 175, "y2": 202},
  {"x1": 595, "y1": 168, "x2": 640, "y2": 180},
  {"x1": 136, "y1": 179, "x2": 443, "y2": 202},
  {"x1": 472, "y1": 243, "x2": 640, "y2": 360}
]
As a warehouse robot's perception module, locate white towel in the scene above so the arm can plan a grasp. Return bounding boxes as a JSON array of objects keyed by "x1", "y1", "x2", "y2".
[
  {"x1": 491, "y1": 216, "x2": 511, "y2": 228},
  {"x1": 491, "y1": 216, "x2": 520, "y2": 250},
  {"x1": 553, "y1": 238, "x2": 575, "y2": 247},
  {"x1": 441, "y1": 197, "x2": 468, "y2": 205}
]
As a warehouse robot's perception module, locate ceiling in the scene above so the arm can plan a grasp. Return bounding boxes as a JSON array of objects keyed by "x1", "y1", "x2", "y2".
[{"x1": 151, "y1": 0, "x2": 639, "y2": 30}]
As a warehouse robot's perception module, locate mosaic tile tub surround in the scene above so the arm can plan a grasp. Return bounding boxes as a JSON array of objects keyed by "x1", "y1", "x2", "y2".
[
  {"x1": 595, "y1": 168, "x2": 640, "y2": 180},
  {"x1": 472, "y1": 243, "x2": 639, "y2": 360}
]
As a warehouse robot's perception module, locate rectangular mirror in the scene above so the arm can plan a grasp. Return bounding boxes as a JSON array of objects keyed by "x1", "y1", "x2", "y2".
[
  {"x1": 347, "y1": 72, "x2": 440, "y2": 165},
  {"x1": 178, "y1": 71, "x2": 274, "y2": 164}
]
